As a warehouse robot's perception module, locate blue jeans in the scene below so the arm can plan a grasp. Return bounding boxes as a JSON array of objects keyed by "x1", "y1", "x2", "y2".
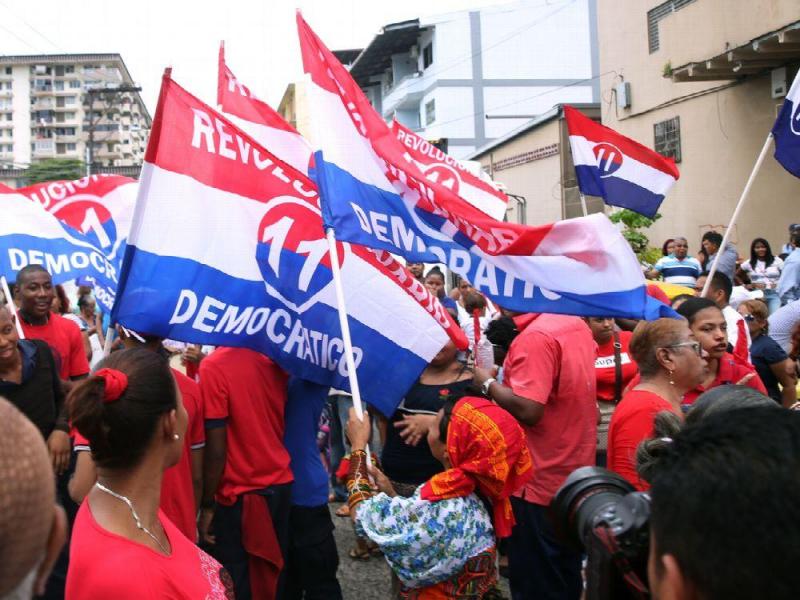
[{"x1": 763, "y1": 289, "x2": 781, "y2": 315}]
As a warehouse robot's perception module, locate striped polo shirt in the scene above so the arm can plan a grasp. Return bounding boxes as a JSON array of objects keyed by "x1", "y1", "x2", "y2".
[{"x1": 653, "y1": 255, "x2": 702, "y2": 287}]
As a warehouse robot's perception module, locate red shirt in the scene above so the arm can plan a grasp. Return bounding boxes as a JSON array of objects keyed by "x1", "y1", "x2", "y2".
[
  {"x1": 595, "y1": 331, "x2": 638, "y2": 402},
  {"x1": 72, "y1": 369, "x2": 205, "y2": 542},
  {"x1": 682, "y1": 352, "x2": 767, "y2": 405},
  {"x1": 504, "y1": 314, "x2": 597, "y2": 505},
  {"x1": 607, "y1": 390, "x2": 677, "y2": 491},
  {"x1": 21, "y1": 312, "x2": 89, "y2": 379},
  {"x1": 200, "y1": 347, "x2": 292, "y2": 505},
  {"x1": 160, "y1": 369, "x2": 205, "y2": 541},
  {"x1": 66, "y1": 502, "x2": 232, "y2": 599}
]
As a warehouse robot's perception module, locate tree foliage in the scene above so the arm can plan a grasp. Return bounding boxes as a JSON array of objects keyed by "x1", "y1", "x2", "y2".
[
  {"x1": 609, "y1": 209, "x2": 662, "y2": 263},
  {"x1": 25, "y1": 159, "x2": 85, "y2": 185}
]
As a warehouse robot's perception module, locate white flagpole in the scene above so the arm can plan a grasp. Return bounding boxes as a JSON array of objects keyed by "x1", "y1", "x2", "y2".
[
  {"x1": 102, "y1": 325, "x2": 114, "y2": 357},
  {"x1": 325, "y1": 227, "x2": 371, "y2": 463},
  {"x1": 0, "y1": 276, "x2": 25, "y2": 339},
  {"x1": 579, "y1": 192, "x2": 589, "y2": 216},
  {"x1": 701, "y1": 133, "x2": 773, "y2": 297}
]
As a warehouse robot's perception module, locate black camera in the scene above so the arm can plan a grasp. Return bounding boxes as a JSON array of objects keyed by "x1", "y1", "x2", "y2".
[{"x1": 551, "y1": 466, "x2": 652, "y2": 600}]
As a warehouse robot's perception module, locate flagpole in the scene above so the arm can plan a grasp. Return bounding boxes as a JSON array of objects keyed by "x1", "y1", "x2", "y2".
[
  {"x1": 579, "y1": 192, "x2": 589, "y2": 217},
  {"x1": 325, "y1": 227, "x2": 371, "y2": 462},
  {"x1": 0, "y1": 276, "x2": 25, "y2": 339},
  {"x1": 701, "y1": 133, "x2": 773, "y2": 297}
]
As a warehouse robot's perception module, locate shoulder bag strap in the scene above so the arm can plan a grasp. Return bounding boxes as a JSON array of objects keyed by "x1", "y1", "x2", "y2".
[{"x1": 613, "y1": 331, "x2": 623, "y2": 404}]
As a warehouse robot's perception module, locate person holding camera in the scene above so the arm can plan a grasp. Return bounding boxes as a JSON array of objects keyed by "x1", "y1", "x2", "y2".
[
  {"x1": 607, "y1": 319, "x2": 708, "y2": 490},
  {"x1": 647, "y1": 406, "x2": 799, "y2": 600}
]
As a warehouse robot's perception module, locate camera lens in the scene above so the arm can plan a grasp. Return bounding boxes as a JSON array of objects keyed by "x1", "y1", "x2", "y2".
[{"x1": 551, "y1": 466, "x2": 636, "y2": 549}]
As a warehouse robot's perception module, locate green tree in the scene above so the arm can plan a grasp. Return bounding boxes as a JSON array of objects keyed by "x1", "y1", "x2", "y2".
[
  {"x1": 24, "y1": 159, "x2": 85, "y2": 185},
  {"x1": 609, "y1": 209, "x2": 662, "y2": 264}
]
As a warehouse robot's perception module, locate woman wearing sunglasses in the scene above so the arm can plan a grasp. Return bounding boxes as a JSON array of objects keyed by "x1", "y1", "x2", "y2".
[
  {"x1": 607, "y1": 318, "x2": 708, "y2": 490},
  {"x1": 738, "y1": 299, "x2": 797, "y2": 407}
]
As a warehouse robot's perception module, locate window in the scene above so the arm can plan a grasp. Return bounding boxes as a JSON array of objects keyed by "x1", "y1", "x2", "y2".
[
  {"x1": 654, "y1": 116, "x2": 681, "y2": 162},
  {"x1": 55, "y1": 66, "x2": 64, "y2": 76},
  {"x1": 648, "y1": 0, "x2": 695, "y2": 53},
  {"x1": 423, "y1": 43, "x2": 433, "y2": 69},
  {"x1": 69, "y1": 80, "x2": 81, "y2": 89},
  {"x1": 65, "y1": 65, "x2": 74, "y2": 74},
  {"x1": 66, "y1": 143, "x2": 76, "y2": 151},
  {"x1": 425, "y1": 99, "x2": 436, "y2": 125},
  {"x1": 64, "y1": 96, "x2": 76, "y2": 105},
  {"x1": 4, "y1": 67, "x2": 10, "y2": 75},
  {"x1": 54, "y1": 81, "x2": 64, "y2": 91}
]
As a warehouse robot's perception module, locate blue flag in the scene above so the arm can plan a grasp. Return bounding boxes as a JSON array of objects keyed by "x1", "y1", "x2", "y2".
[{"x1": 772, "y1": 69, "x2": 800, "y2": 178}]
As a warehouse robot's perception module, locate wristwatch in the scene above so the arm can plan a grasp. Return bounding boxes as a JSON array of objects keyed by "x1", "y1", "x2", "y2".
[{"x1": 481, "y1": 377, "x2": 497, "y2": 397}]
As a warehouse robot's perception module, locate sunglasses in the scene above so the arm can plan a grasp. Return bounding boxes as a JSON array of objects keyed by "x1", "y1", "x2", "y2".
[
  {"x1": 662, "y1": 341, "x2": 703, "y2": 356},
  {"x1": 742, "y1": 314, "x2": 756, "y2": 322}
]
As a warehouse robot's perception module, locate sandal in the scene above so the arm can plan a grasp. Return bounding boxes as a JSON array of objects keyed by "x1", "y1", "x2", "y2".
[
  {"x1": 367, "y1": 540, "x2": 382, "y2": 556},
  {"x1": 335, "y1": 504, "x2": 350, "y2": 517},
  {"x1": 348, "y1": 547, "x2": 371, "y2": 561}
]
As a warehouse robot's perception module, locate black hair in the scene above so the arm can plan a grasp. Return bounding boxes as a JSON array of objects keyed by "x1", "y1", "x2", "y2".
[
  {"x1": 700, "y1": 271, "x2": 733, "y2": 302},
  {"x1": 676, "y1": 297, "x2": 718, "y2": 324},
  {"x1": 424, "y1": 267, "x2": 445, "y2": 281},
  {"x1": 701, "y1": 231, "x2": 723, "y2": 248},
  {"x1": 649, "y1": 407, "x2": 800, "y2": 600},
  {"x1": 13, "y1": 264, "x2": 50, "y2": 290},
  {"x1": 486, "y1": 316, "x2": 519, "y2": 366},
  {"x1": 636, "y1": 385, "x2": 776, "y2": 484},
  {"x1": 792, "y1": 231, "x2": 800, "y2": 247},
  {"x1": 68, "y1": 347, "x2": 177, "y2": 470},
  {"x1": 749, "y1": 237, "x2": 775, "y2": 269}
]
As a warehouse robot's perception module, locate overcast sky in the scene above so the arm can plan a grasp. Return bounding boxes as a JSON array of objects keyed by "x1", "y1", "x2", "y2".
[{"x1": 0, "y1": 0, "x2": 516, "y2": 113}]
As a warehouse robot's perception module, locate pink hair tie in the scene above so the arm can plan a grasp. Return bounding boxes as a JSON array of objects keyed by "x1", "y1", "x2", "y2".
[{"x1": 95, "y1": 368, "x2": 128, "y2": 403}]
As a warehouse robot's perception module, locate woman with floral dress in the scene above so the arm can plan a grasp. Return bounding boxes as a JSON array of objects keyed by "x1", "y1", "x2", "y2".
[{"x1": 346, "y1": 396, "x2": 532, "y2": 599}]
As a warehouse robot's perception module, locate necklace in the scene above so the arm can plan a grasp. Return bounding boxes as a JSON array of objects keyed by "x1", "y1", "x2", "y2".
[{"x1": 94, "y1": 482, "x2": 169, "y2": 554}]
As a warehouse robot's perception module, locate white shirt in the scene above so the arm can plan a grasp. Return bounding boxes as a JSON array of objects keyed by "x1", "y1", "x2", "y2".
[{"x1": 723, "y1": 304, "x2": 751, "y2": 350}]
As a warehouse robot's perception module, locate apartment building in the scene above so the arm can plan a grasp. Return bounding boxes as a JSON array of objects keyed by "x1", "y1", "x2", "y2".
[
  {"x1": 0, "y1": 53, "x2": 151, "y2": 177},
  {"x1": 598, "y1": 0, "x2": 800, "y2": 253},
  {"x1": 346, "y1": 0, "x2": 599, "y2": 159}
]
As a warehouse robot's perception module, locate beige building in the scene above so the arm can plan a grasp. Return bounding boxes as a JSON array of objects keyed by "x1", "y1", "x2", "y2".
[
  {"x1": 598, "y1": 1, "x2": 800, "y2": 254},
  {"x1": 0, "y1": 53, "x2": 151, "y2": 185},
  {"x1": 470, "y1": 103, "x2": 604, "y2": 224}
]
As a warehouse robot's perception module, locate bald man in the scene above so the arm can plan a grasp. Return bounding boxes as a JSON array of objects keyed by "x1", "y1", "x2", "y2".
[{"x1": 0, "y1": 398, "x2": 67, "y2": 599}]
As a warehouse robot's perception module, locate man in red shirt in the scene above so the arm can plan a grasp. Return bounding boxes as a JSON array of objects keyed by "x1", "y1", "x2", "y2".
[
  {"x1": 475, "y1": 313, "x2": 597, "y2": 600},
  {"x1": 13, "y1": 265, "x2": 89, "y2": 383},
  {"x1": 199, "y1": 347, "x2": 293, "y2": 600}
]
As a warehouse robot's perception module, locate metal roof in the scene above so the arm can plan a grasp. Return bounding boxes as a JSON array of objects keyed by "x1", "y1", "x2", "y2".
[{"x1": 349, "y1": 19, "x2": 423, "y2": 86}]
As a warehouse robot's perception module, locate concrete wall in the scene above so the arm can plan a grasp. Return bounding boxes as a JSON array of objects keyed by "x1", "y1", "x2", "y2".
[
  {"x1": 11, "y1": 66, "x2": 31, "y2": 166},
  {"x1": 598, "y1": 0, "x2": 800, "y2": 254}
]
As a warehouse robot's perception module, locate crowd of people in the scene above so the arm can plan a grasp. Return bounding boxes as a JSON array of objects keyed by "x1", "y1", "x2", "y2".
[{"x1": 1, "y1": 222, "x2": 800, "y2": 600}]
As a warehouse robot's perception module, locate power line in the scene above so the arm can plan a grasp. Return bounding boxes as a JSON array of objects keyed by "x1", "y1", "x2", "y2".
[{"x1": 0, "y1": 1, "x2": 61, "y2": 51}]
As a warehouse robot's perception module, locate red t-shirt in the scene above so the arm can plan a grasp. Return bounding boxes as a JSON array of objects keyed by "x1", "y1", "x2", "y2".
[
  {"x1": 682, "y1": 352, "x2": 768, "y2": 405},
  {"x1": 200, "y1": 347, "x2": 292, "y2": 505},
  {"x1": 21, "y1": 312, "x2": 89, "y2": 379},
  {"x1": 72, "y1": 369, "x2": 205, "y2": 542},
  {"x1": 66, "y1": 501, "x2": 233, "y2": 599},
  {"x1": 504, "y1": 314, "x2": 597, "y2": 506},
  {"x1": 607, "y1": 389, "x2": 678, "y2": 491},
  {"x1": 595, "y1": 331, "x2": 638, "y2": 402}
]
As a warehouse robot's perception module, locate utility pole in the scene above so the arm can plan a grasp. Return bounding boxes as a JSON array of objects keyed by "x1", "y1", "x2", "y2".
[{"x1": 85, "y1": 85, "x2": 141, "y2": 176}]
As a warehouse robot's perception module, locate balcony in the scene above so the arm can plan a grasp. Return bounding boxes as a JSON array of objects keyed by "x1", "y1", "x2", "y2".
[
  {"x1": 31, "y1": 85, "x2": 54, "y2": 96},
  {"x1": 32, "y1": 142, "x2": 56, "y2": 158},
  {"x1": 31, "y1": 99, "x2": 54, "y2": 111},
  {"x1": 381, "y1": 72, "x2": 426, "y2": 119},
  {"x1": 671, "y1": 21, "x2": 800, "y2": 82}
]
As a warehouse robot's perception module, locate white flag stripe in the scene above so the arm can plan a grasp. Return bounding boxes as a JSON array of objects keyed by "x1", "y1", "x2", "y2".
[{"x1": 570, "y1": 134, "x2": 676, "y2": 195}]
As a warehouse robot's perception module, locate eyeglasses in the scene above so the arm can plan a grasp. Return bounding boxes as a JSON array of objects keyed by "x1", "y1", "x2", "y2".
[
  {"x1": 742, "y1": 314, "x2": 756, "y2": 322},
  {"x1": 661, "y1": 341, "x2": 703, "y2": 356}
]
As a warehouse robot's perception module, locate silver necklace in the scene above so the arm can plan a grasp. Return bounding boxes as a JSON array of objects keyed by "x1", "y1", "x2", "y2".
[{"x1": 94, "y1": 481, "x2": 169, "y2": 554}]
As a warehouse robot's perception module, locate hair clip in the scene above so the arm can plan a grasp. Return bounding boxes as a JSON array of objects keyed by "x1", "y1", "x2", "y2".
[{"x1": 94, "y1": 368, "x2": 129, "y2": 403}]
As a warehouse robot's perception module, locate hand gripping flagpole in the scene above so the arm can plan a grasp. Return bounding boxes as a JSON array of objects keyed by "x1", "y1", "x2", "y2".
[
  {"x1": 701, "y1": 133, "x2": 773, "y2": 298},
  {"x1": 325, "y1": 227, "x2": 372, "y2": 464},
  {"x1": 0, "y1": 276, "x2": 25, "y2": 339}
]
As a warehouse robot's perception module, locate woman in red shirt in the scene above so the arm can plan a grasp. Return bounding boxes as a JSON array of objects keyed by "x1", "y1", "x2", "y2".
[
  {"x1": 65, "y1": 348, "x2": 232, "y2": 599},
  {"x1": 608, "y1": 318, "x2": 708, "y2": 490},
  {"x1": 585, "y1": 317, "x2": 638, "y2": 467},
  {"x1": 676, "y1": 298, "x2": 767, "y2": 404}
]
